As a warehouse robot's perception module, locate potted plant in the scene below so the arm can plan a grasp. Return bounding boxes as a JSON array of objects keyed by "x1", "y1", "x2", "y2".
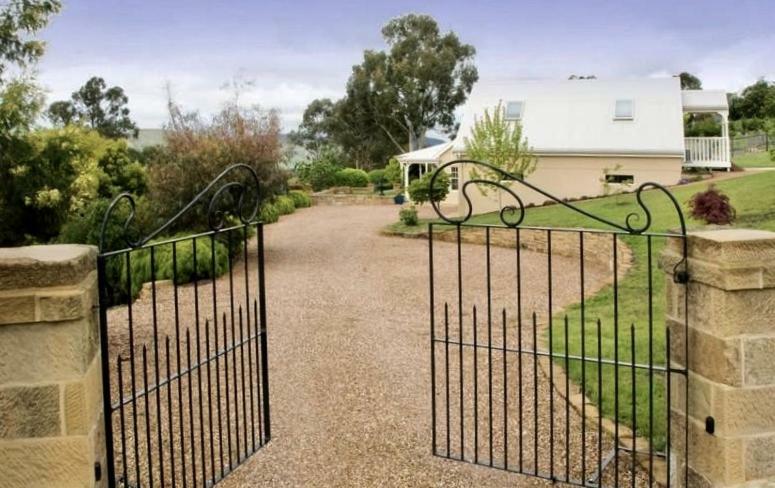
[{"x1": 394, "y1": 192, "x2": 405, "y2": 205}]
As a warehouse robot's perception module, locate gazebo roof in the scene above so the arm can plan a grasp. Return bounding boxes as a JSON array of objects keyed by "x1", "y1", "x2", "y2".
[
  {"x1": 681, "y1": 90, "x2": 729, "y2": 113},
  {"x1": 396, "y1": 141, "x2": 453, "y2": 164}
]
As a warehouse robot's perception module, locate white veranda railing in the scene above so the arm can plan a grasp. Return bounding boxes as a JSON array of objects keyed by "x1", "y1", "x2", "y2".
[{"x1": 684, "y1": 137, "x2": 730, "y2": 168}]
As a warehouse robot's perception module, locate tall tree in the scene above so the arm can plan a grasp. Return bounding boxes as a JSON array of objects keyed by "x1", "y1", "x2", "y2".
[
  {"x1": 728, "y1": 79, "x2": 775, "y2": 120},
  {"x1": 0, "y1": 0, "x2": 62, "y2": 245},
  {"x1": 352, "y1": 14, "x2": 478, "y2": 152},
  {"x1": 293, "y1": 13, "x2": 478, "y2": 165},
  {"x1": 47, "y1": 76, "x2": 139, "y2": 138},
  {"x1": 0, "y1": 0, "x2": 61, "y2": 82},
  {"x1": 679, "y1": 72, "x2": 702, "y2": 90},
  {"x1": 290, "y1": 95, "x2": 399, "y2": 169}
]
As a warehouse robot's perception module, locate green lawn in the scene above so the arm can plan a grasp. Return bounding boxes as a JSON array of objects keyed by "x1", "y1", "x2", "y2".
[
  {"x1": 397, "y1": 171, "x2": 775, "y2": 450},
  {"x1": 734, "y1": 151, "x2": 774, "y2": 168}
]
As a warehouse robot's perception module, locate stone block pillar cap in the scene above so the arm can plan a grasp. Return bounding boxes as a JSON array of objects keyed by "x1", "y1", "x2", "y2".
[{"x1": 0, "y1": 245, "x2": 97, "y2": 291}]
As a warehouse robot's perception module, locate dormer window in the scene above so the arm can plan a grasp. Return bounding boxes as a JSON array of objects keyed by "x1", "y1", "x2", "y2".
[
  {"x1": 614, "y1": 99, "x2": 633, "y2": 120},
  {"x1": 505, "y1": 101, "x2": 524, "y2": 120}
]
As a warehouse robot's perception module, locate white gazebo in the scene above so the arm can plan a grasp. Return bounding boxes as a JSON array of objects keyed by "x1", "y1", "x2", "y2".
[
  {"x1": 681, "y1": 90, "x2": 732, "y2": 170},
  {"x1": 395, "y1": 141, "x2": 454, "y2": 199}
]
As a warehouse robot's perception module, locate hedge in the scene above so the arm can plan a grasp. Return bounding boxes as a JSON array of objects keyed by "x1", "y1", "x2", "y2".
[
  {"x1": 288, "y1": 190, "x2": 312, "y2": 208},
  {"x1": 275, "y1": 195, "x2": 296, "y2": 215},
  {"x1": 335, "y1": 168, "x2": 369, "y2": 187}
]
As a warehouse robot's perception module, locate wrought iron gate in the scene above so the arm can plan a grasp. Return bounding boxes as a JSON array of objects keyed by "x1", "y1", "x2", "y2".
[
  {"x1": 97, "y1": 164, "x2": 271, "y2": 487},
  {"x1": 428, "y1": 160, "x2": 688, "y2": 488}
]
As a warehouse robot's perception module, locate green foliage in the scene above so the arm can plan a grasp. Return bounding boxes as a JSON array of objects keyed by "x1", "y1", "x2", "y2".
[
  {"x1": 97, "y1": 145, "x2": 148, "y2": 197},
  {"x1": 684, "y1": 113, "x2": 722, "y2": 137},
  {"x1": 464, "y1": 102, "x2": 536, "y2": 187},
  {"x1": 729, "y1": 79, "x2": 775, "y2": 120},
  {"x1": 292, "y1": 14, "x2": 478, "y2": 165},
  {"x1": 335, "y1": 167, "x2": 369, "y2": 187},
  {"x1": 384, "y1": 157, "x2": 402, "y2": 185},
  {"x1": 295, "y1": 145, "x2": 342, "y2": 191},
  {"x1": 119, "y1": 237, "x2": 230, "y2": 303},
  {"x1": 678, "y1": 72, "x2": 702, "y2": 90},
  {"x1": 353, "y1": 14, "x2": 478, "y2": 151},
  {"x1": 148, "y1": 100, "x2": 285, "y2": 233},
  {"x1": 368, "y1": 168, "x2": 386, "y2": 184},
  {"x1": 274, "y1": 195, "x2": 296, "y2": 215},
  {"x1": 47, "y1": 76, "x2": 139, "y2": 139},
  {"x1": 398, "y1": 205, "x2": 418, "y2": 226},
  {"x1": 408, "y1": 170, "x2": 449, "y2": 205},
  {"x1": 58, "y1": 196, "x2": 154, "y2": 252},
  {"x1": 0, "y1": 0, "x2": 61, "y2": 82},
  {"x1": 288, "y1": 190, "x2": 312, "y2": 208},
  {"x1": 58, "y1": 196, "x2": 153, "y2": 305},
  {"x1": 0, "y1": 125, "x2": 146, "y2": 245},
  {"x1": 259, "y1": 202, "x2": 280, "y2": 223}
]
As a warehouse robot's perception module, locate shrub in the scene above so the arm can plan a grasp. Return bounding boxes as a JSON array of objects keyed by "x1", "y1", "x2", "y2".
[
  {"x1": 368, "y1": 168, "x2": 386, "y2": 184},
  {"x1": 369, "y1": 168, "x2": 391, "y2": 194},
  {"x1": 688, "y1": 185, "x2": 736, "y2": 225},
  {"x1": 384, "y1": 158, "x2": 402, "y2": 186},
  {"x1": 147, "y1": 100, "x2": 286, "y2": 234},
  {"x1": 399, "y1": 205, "x2": 419, "y2": 226},
  {"x1": 335, "y1": 168, "x2": 369, "y2": 187},
  {"x1": 259, "y1": 202, "x2": 280, "y2": 223},
  {"x1": 408, "y1": 171, "x2": 449, "y2": 205},
  {"x1": 274, "y1": 195, "x2": 296, "y2": 215},
  {"x1": 1, "y1": 126, "x2": 145, "y2": 245},
  {"x1": 296, "y1": 145, "x2": 343, "y2": 191},
  {"x1": 288, "y1": 190, "x2": 312, "y2": 208},
  {"x1": 120, "y1": 236, "x2": 230, "y2": 302},
  {"x1": 58, "y1": 196, "x2": 156, "y2": 252}
]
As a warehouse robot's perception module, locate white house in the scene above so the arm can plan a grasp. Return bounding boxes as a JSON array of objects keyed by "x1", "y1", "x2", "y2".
[{"x1": 396, "y1": 77, "x2": 730, "y2": 211}]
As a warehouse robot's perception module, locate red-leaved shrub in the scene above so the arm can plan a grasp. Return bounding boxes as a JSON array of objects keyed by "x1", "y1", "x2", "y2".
[{"x1": 688, "y1": 185, "x2": 736, "y2": 225}]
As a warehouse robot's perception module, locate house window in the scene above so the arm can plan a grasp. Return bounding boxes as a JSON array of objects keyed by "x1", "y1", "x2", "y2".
[
  {"x1": 614, "y1": 99, "x2": 633, "y2": 119},
  {"x1": 605, "y1": 174, "x2": 634, "y2": 184},
  {"x1": 449, "y1": 166, "x2": 459, "y2": 190},
  {"x1": 505, "y1": 101, "x2": 524, "y2": 120}
]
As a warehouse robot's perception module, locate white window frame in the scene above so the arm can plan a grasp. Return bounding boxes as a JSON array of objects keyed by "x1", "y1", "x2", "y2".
[
  {"x1": 505, "y1": 101, "x2": 524, "y2": 121},
  {"x1": 449, "y1": 166, "x2": 459, "y2": 190},
  {"x1": 614, "y1": 99, "x2": 634, "y2": 120}
]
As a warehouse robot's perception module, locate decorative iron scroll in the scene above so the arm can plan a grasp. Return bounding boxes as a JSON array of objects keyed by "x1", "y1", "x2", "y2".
[
  {"x1": 99, "y1": 163, "x2": 261, "y2": 252},
  {"x1": 429, "y1": 159, "x2": 687, "y2": 237}
]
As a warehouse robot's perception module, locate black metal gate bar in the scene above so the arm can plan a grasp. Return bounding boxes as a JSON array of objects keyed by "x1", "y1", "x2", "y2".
[
  {"x1": 97, "y1": 164, "x2": 271, "y2": 488},
  {"x1": 427, "y1": 159, "x2": 689, "y2": 488}
]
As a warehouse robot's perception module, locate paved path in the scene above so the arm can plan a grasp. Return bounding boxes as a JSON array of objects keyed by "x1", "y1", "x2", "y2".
[{"x1": 210, "y1": 204, "x2": 624, "y2": 487}]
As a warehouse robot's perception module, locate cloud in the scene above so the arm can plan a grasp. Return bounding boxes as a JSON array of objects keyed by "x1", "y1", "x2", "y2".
[
  {"x1": 37, "y1": 46, "x2": 357, "y2": 130},
  {"x1": 693, "y1": 34, "x2": 775, "y2": 92}
]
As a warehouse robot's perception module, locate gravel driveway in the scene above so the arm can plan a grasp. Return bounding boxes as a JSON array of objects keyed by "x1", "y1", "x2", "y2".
[
  {"x1": 218, "y1": 204, "x2": 638, "y2": 487},
  {"x1": 108, "y1": 204, "x2": 641, "y2": 487}
]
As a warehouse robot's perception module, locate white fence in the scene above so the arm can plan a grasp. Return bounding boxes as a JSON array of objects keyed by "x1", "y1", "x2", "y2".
[{"x1": 684, "y1": 137, "x2": 731, "y2": 169}]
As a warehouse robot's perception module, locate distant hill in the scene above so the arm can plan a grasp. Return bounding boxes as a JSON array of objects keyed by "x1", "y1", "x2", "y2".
[
  {"x1": 129, "y1": 130, "x2": 446, "y2": 168},
  {"x1": 128, "y1": 129, "x2": 165, "y2": 150}
]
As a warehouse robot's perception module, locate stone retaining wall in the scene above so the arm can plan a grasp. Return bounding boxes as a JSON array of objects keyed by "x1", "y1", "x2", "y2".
[
  {"x1": 312, "y1": 188, "x2": 398, "y2": 206},
  {"x1": 432, "y1": 226, "x2": 633, "y2": 278}
]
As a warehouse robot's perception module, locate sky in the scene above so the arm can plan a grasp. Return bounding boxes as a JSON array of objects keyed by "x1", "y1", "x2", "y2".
[{"x1": 36, "y1": 0, "x2": 775, "y2": 131}]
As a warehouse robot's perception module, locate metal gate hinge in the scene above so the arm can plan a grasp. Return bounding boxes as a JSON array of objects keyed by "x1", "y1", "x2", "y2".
[
  {"x1": 674, "y1": 270, "x2": 689, "y2": 284},
  {"x1": 705, "y1": 416, "x2": 715, "y2": 435}
]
